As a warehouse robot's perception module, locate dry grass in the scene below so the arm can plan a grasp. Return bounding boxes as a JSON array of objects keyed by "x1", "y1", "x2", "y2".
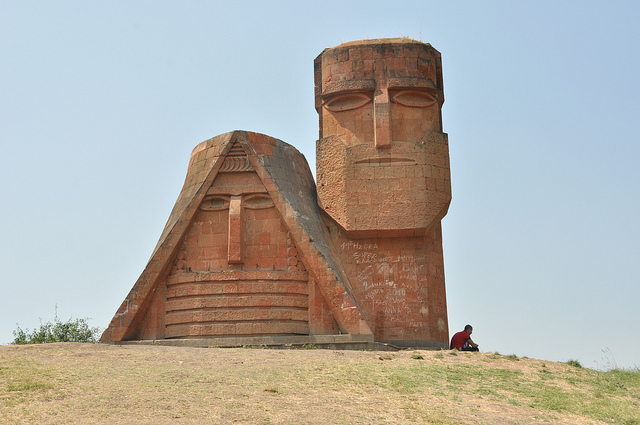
[{"x1": 1, "y1": 343, "x2": 638, "y2": 424}]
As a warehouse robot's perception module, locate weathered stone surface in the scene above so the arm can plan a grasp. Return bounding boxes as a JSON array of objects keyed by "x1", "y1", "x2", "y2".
[
  {"x1": 102, "y1": 38, "x2": 450, "y2": 348},
  {"x1": 313, "y1": 39, "x2": 451, "y2": 346}
]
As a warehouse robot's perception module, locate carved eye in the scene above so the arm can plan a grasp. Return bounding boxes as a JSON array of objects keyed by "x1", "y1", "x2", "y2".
[
  {"x1": 323, "y1": 92, "x2": 372, "y2": 112},
  {"x1": 243, "y1": 194, "x2": 274, "y2": 209},
  {"x1": 200, "y1": 196, "x2": 230, "y2": 211},
  {"x1": 391, "y1": 90, "x2": 437, "y2": 108}
]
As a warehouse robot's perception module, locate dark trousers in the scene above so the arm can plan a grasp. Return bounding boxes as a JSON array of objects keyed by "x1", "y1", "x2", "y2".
[{"x1": 460, "y1": 346, "x2": 479, "y2": 352}]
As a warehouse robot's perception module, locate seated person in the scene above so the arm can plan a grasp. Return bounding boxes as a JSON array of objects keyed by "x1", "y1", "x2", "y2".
[{"x1": 450, "y1": 324, "x2": 479, "y2": 351}]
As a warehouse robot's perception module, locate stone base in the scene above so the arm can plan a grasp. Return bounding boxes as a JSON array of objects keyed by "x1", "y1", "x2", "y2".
[
  {"x1": 379, "y1": 339, "x2": 448, "y2": 350},
  {"x1": 103, "y1": 335, "x2": 448, "y2": 352}
]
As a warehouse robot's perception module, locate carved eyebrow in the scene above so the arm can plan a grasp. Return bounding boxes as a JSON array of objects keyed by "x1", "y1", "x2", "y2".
[
  {"x1": 387, "y1": 77, "x2": 437, "y2": 90},
  {"x1": 322, "y1": 79, "x2": 375, "y2": 97}
]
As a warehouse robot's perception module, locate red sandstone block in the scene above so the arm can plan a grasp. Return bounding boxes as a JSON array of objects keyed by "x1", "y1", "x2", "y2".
[
  {"x1": 335, "y1": 59, "x2": 351, "y2": 74},
  {"x1": 207, "y1": 259, "x2": 226, "y2": 270},
  {"x1": 249, "y1": 323, "x2": 266, "y2": 335},
  {"x1": 224, "y1": 283, "x2": 239, "y2": 294},
  {"x1": 250, "y1": 132, "x2": 263, "y2": 145},
  {"x1": 254, "y1": 144, "x2": 273, "y2": 156},
  {"x1": 234, "y1": 322, "x2": 253, "y2": 335},
  {"x1": 363, "y1": 179, "x2": 380, "y2": 193},
  {"x1": 189, "y1": 260, "x2": 207, "y2": 271},
  {"x1": 201, "y1": 247, "x2": 218, "y2": 259},
  {"x1": 185, "y1": 233, "x2": 198, "y2": 247},
  {"x1": 354, "y1": 216, "x2": 375, "y2": 229},
  {"x1": 260, "y1": 257, "x2": 278, "y2": 269},
  {"x1": 274, "y1": 258, "x2": 288, "y2": 269},
  {"x1": 211, "y1": 222, "x2": 228, "y2": 235},
  {"x1": 244, "y1": 244, "x2": 259, "y2": 258},
  {"x1": 217, "y1": 323, "x2": 236, "y2": 335},
  {"x1": 258, "y1": 232, "x2": 271, "y2": 245},
  {"x1": 196, "y1": 233, "x2": 221, "y2": 248},
  {"x1": 259, "y1": 244, "x2": 277, "y2": 257},
  {"x1": 403, "y1": 44, "x2": 419, "y2": 58},
  {"x1": 425, "y1": 177, "x2": 437, "y2": 191},
  {"x1": 328, "y1": 63, "x2": 340, "y2": 78},
  {"x1": 356, "y1": 46, "x2": 373, "y2": 60},
  {"x1": 213, "y1": 246, "x2": 227, "y2": 259},
  {"x1": 264, "y1": 217, "x2": 287, "y2": 234},
  {"x1": 433, "y1": 167, "x2": 449, "y2": 179},
  {"x1": 257, "y1": 296, "x2": 272, "y2": 307},
  {"x1": 354, "y1": 167, "x2": 374, "y2": 180},
  {"x1": 336, "y1": 48, "x2": 349, "y2": 62},
  {"x1": 250, "y1": 208, "x2": 273, "y2": 221},
  {"x1": 435, "y1": 179, "x2": 447, "y2": 192},
  {"x1": 388, "y1": 57, "x2": 406, "y2": 71}
]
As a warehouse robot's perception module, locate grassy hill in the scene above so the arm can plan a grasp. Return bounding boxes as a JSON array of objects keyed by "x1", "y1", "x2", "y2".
[{"x1": 1, "y1": 343, "x2": 638, "y2": 424}]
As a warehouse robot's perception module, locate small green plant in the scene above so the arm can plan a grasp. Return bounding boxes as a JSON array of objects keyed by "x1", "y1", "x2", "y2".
[
  {"x1": 411, "y1": 353, "x2": 424, "y2": 360},
  {"x1": 12, "y1": 312, "x2": 101, "y2": 344},
  {"x1": 566, "y1": 359, "x2": 582, "y2": 368},
  {"x1": 505, "y1": 354, "x2": 520, "y2": 361}
]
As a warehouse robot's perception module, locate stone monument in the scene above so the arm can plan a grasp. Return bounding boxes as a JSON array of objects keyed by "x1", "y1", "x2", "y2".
[{"x1": 101, "y1": 38, "x2": 451, "y2": 349}]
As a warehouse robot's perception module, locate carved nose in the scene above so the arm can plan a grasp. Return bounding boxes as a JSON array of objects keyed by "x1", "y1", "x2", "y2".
[
  {"x1": 374, "y1": 88, "x2": 391, "y2": 148},
  {"x1": 227, "y1": 196, "x2": 243, "y2": 264}
]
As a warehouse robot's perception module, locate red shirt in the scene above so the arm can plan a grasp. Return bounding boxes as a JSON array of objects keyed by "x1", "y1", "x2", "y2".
[{"x1": 450, "y1": 330, "x2": 471, "y2": 350}]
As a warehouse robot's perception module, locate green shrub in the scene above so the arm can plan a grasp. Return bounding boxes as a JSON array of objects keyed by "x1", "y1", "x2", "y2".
[
  {"x1": 566, "y1": 359, "x2": 583, "y2": 368},
  {"x1": 12, "y1": 315, "x2": 102, "y2": 344}
]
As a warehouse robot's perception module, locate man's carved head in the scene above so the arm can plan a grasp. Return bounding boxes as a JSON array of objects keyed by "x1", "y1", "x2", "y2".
[
  {"x1": 315, "y1": 38, "x2": 444, "y2": 146},
  {"x1": 314, "y1": 39, "x2": 451, "y2": 237}
]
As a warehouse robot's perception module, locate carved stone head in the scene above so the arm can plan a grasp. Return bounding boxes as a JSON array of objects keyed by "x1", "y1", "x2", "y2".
[{"x1": 314, "y1": 38, "x2": 451, "y2": 238}]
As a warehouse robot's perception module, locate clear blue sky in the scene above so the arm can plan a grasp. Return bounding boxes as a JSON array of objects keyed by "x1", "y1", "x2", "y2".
[{"x1": 2, "y1": 1, "x2": 639, "y2": 370}]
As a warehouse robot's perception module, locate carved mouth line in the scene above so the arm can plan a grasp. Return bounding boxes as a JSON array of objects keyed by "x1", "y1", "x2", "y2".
[{"x1": 354, "y1": 157, "x2": 416, "y2": 165}]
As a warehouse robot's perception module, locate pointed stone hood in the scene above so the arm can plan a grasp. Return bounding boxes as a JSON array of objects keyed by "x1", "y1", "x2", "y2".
[{"x1": 101, "y1": 131, "x2": 371, "y2": 342}]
